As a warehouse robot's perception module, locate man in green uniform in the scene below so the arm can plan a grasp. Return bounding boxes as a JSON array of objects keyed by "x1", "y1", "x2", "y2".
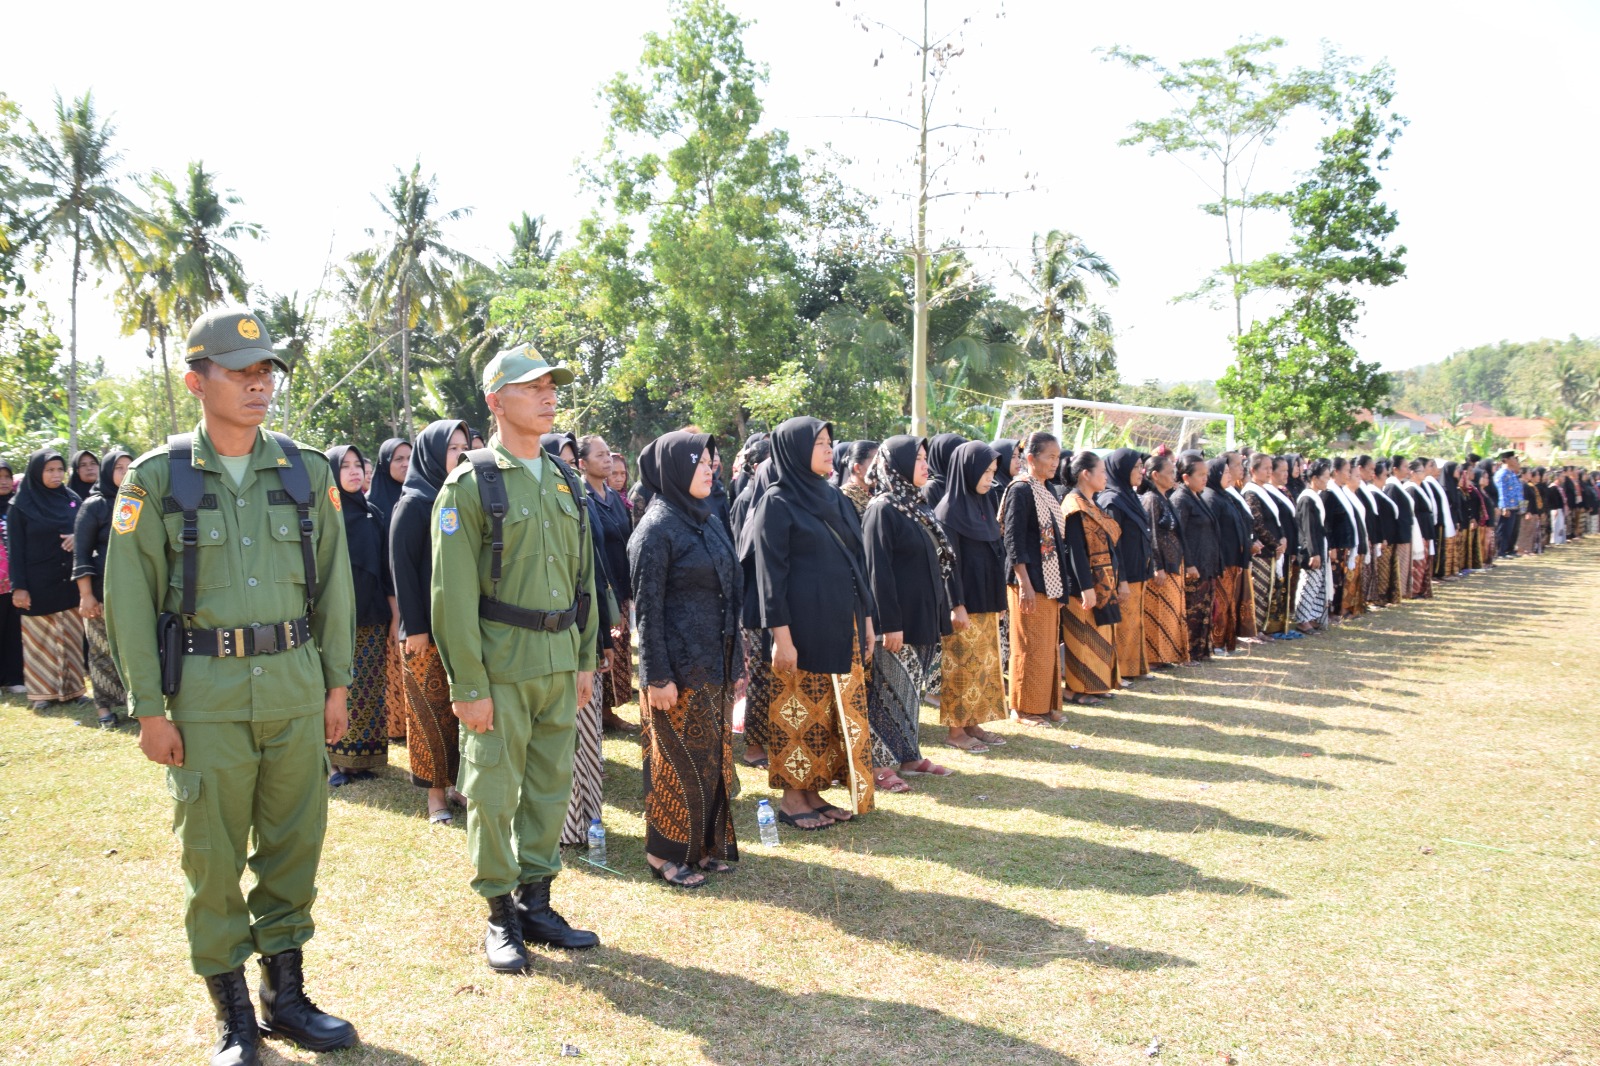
[
  {"x1": 431, "y1": 344, "x2": 601, "y2": 973},
  {"x1": 104, "y1": 308, "x2": 359, "y2": 1066}
]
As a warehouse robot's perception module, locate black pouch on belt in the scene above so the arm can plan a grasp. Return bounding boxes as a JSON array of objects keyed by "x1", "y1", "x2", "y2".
[{"x1": 157, "y1": 612, "x2": 184, "y2": 696}]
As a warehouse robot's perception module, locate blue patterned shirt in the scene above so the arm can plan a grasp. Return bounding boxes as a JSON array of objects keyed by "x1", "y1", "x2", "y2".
[{"x1": 1493, "y1": 465, "x2": 1524, "y2": 511}]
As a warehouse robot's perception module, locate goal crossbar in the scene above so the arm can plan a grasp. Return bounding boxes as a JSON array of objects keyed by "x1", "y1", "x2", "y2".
[{"x1": 995, "y1": 398, "x2": 1236, "y2": 452}]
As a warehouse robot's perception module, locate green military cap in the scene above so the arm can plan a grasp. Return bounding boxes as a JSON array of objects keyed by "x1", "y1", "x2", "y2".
[
  {"x1": 481, "y1": 344, "x2": 575, "y2": 393},
  {"x1": 185, "y1": 307, "x2": 290, "y2": 373}
]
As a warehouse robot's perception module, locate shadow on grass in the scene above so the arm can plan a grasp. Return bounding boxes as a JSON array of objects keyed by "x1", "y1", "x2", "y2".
[
  {"x1": 1056, "y1": 709, "x2": 1393, "y2": 763},
  {"x1": 540, "y1": 949, "x2": 1085, "y2": 1064},
  {"x1": 1111, "y1": 692, "x2": 1393, "y2": 737},
  {"x1": 910, "y1": 772, "x2": 1321, "y2": 841},
  {"x1": 258, "y1": 1042, "x2": 427, "y2": 1065},
  {"x1": 988, "y1": 739, "x2": 1337, "y2": 790},
  {"x1": 857, "y1": 808, "x2": 1291, "y2": 898}
]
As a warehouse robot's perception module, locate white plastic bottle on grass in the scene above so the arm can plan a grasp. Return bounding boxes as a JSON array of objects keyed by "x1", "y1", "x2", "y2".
[
  {"x1": 756, "y1": 799, "x2": 780, "y2": 847},
  {"x1": 586, "y1": 817, "x2": 607, "y2": 866}
]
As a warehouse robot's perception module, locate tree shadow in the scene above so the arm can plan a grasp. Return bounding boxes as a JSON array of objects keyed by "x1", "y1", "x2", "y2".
[
  {"x1": 1013, "y1": 740, "x2": 1337, "y2": 790},
  {"x1": 913, "y1": 772, "x2": 1321, "y2": 841},
  {"x1": 537, "y1": 949, "x2": 1086, "y2": 1065},
  {"x1": 1113, "y1": 691, "x2": 1392, "y2": 736},
  {"x1": 1056, "y1": 709, "x2": 1393, "y2": 763},
  {"x1": 259, "y1": 1042, "x2": 428, "y2": 1065}
]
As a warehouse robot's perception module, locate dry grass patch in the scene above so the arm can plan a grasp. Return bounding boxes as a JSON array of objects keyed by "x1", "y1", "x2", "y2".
[{"x1": 2, "y1": 544, "x2": 1598, "y2": 1064}]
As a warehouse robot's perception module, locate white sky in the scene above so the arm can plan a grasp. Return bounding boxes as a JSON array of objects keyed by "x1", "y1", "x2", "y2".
[{"x1": 7, "y1": 0, "x2": 1597, "y2": 388}]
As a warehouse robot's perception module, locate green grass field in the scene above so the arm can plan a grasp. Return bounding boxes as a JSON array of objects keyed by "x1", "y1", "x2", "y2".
[{"x1": 2, "y1": 543, "x2": 1597, "y2": 1065}]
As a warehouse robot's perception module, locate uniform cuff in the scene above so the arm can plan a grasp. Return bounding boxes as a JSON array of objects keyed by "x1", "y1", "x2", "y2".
[{"x1": 449, "y1": 680, "x2": 490, "y2": 702}]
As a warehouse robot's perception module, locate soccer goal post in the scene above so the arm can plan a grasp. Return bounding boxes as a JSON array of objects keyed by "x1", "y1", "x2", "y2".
[{"x1": 993, "y1": 398, "x2": 1236, "y2": 454}]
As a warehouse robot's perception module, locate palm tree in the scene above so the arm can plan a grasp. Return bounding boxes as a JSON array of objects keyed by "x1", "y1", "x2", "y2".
[
  {"x1": 150, "y1": 162, "x2": 262, "y2": 327},
  {"x1": 508, "y1": 212, "x2": 561, "y2": 265},
  {"x1": 357, "y1": 162, "x2": 476, "y2": 433},
  {"x1": 1015, "y1": 230, "x2": 1121, "y2": 401},
  {"x1": 1551, "y1": 358, "x2": 1586, "y2": 410},
  {"x1": 11, "y1": 92, "x2": 145, "y2": 451},
  {"x1": 1578, "y1": 378, "x2": 1600, "y2": 418},
  {"x1": 114, "y1": 246, "x2": 179, "y2": 433}
]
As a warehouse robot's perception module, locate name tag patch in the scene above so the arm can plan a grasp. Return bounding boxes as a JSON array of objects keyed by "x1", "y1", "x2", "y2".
[{"x1": 439, "y1": 507, "x2": 460, "y2": 535}]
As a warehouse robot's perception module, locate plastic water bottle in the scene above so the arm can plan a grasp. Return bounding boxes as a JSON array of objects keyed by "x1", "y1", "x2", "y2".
[
  {"x1": 756, "y1": 800, "x2": 780, "y2": 847},
  {"x1": 586, "y1": 817, "x2": 607, "y2": 866}
]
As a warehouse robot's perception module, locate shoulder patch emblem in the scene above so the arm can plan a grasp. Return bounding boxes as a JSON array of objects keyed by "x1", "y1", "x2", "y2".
[
  {"x1": 113, "y1": 497, "x2": 143, "y2": 534},
  {"x1": 439, "y1": 507, "x2": 460, "y2": 535},
  {"x1": 328, "y1": 486, "x2": 342, "y2": 511}
]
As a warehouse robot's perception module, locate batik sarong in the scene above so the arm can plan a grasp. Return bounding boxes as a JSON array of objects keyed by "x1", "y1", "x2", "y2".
[
  {"x1": 20, "y1": 610, "x2": 85, "y2": 703},
  {"x1": 330, "y1": 623, "x2": 389, "y2": 771},
  {"x1": 1184, "y1": 574, "x2": 1215, "y2": 661},
  {"x1": 1211, "y1": 566, "x2": 1243, "y2": 652},
  {"x1": 766, "y1": 647, "x2": 875, "y2": 815},
  {"x1": 561, "y1": 671, "x2": 605, "y2": 847},
  {"x1": 1295, "y1": 562, "x2": 1330, "y2": 625},
  {"x1": 1143, "y1": 574, "x2": 1187, "y2": 665},
  {"x1": 403, "y1": 643, "x2": 458, "y2": 790},
  {"x1": 385, "y1": 639, "x2": 407, "y2": 742},
  {"x1": 84, "y1": 615, "x2": 126, "y2": 712},
  {"x1": 1006, "y1": 586, "x2": 1062, "y2": 714},
  {"x1": 1114, "y1": 582, "x2": 1148, "y2": 678},
  {"x1": 940, "y1": 611, "x2": 1006, "y2": 728},
  {"x1": 1064, "y1": 598, "x2": 1119, "y2": 695},
  {"x1": 741, "y1": 627, "x2": 773, "y2": 753},
  {"x1": 642, "y1": 680, "x2": 737, "y2": 866},
  {"x1": 868, "y1": 641, "x2": 935, "y2": 767}
]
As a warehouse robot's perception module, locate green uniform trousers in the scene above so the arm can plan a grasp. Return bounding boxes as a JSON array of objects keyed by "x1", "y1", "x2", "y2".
[
  {"x1": 459, "y1": 672, "x2": 577, "y2": 898},
  {"x1": 164, "y1": 714, "x2": 328, "y2": 976}
]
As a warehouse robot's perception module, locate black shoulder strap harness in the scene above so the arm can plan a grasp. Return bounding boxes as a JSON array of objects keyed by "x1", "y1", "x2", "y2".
[
  {"x1": 168, "y1": 432, "x2": 318, "y2": 619},
  {"x1": 466, "y1": 447, "x2": 592, "y2": 631}
]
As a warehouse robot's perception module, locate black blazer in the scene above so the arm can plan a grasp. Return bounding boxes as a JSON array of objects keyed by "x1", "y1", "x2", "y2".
[
  {"x1": 1384, "y1": 482, "x2": 1415, "y2": 546},
  {"x1": 1296, "y1": 494, "x2": 1328, "y2": 566},
  {"x1": 389, "y1": 495, "x2": 436, "y2": 641},
  {"x1": 1202, "y1": 487, "x2": 1252, "y2": 569},
  {"x1": 949, "y1": 530, "x2": 1007, "y2": 615},
  {"x1": 862, "y1": 497, "x2": 952, "y2": 647},
  {"x1": 1097, "y1": 490, "x2": 1154, "y2": 582},
  {"x1": 6, "y1": 505, "x2": 78, "y2": 616},
  {"x1": 1360, "y1": 487, "x2": 1394, "y2": 546},
  {"x1": 1000, "y1": 481, "x2": 1066, "y2": 599},
  {"x1": 752, "y1": 494, "x2": 876, "y2": 675},
  {"x1": 1322, "y1": 489, "x2": 1358, "y2": 551},
  {"x1": 72, "y1": 493, "x2": 114, "y2": 601},
  {"x1": 1171, "y1": 486, "x2": 1222, "y2": 580},
  {"x1": 629, "y1": 498, "x2": 744, "y2": 689}
]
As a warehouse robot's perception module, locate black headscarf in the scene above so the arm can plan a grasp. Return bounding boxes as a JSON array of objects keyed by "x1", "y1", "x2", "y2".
[
  {"x1": 68, "y1": 449, "x2": 99, "y2": 500},
  {"x1": 90, "y1": 448, "x2": 130, "y2": 500},
  {"x1": 1205, "y1": 456, "x2": 1229, "y2": 493},
  {"x1": 367, "y1": 437, "x2": 407, "y2": 522},
  {"x1": 934, "y1": 440, "x2": 1002, "y2": 542},
  {"x1": 12, "y1": 449, "x2": 80, "y2": 530},
  {"x1": 540, "y1": 432, "x2": 577, "y2": 464},
  {"x1": 829, "y1": 441, "x2": 853, "y2": 486},
  {"x1": 990, "y1": 438, "x2": 1019, "y2": 499},
  {"x1": 401, "y1": 419, "x2": 469, "y2": 504},
  {"x1": 643, "y1": 431, "x2": 717, "y2": 525},
  {"x1": 0, "y1": 457, "x2": 14, "y2": 522},
  {"x1": 1097, "y1": 447, "x2": 1152, "y2": 541},
  {"x1": 324, "y1": 445, "x2": 371, "y2": 533},
  {"x1": 922, "y1": 432, "x2": 966, "y2": 506}
]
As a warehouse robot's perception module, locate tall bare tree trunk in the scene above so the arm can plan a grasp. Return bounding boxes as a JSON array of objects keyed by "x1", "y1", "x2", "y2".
[
  {"x1": 68, "y1": 226, "x2": 82, "y2": 453},
  {"x1": 910, "y1": 0, "x2": 931, "y2": 437},
  {"x1": 159, "y1": 322, "x2": 177, "y2": 434},
  {"x1": 398, "y1": 290, "x2": 412, "y2": 435}
]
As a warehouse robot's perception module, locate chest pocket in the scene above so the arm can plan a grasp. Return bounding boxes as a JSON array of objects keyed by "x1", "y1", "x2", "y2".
[
  {"x1": 268, "y1": 507, "x2": 314, "y2": 585},
  {"x1": 163, "y1": 513, "x2": 231, "y2": 590}
]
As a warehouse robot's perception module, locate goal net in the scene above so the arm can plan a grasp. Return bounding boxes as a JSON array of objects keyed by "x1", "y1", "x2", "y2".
[{"x1": 993, "y1": 398, "x2": 1236, "y2": 455}]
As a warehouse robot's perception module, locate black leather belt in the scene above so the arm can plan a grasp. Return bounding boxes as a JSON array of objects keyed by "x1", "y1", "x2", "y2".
[
  {"x1": 480, "y1": 596, "x2": 579, "y2": 633},
  {"x1": 183, "y1": 618, "x2": 312, "y2": 657}
]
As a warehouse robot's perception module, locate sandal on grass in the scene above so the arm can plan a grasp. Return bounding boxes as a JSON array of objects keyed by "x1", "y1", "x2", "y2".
[
  {"x1": 428, "y1": 808, "x2": 452, "y2": 825},
  {"x1": 696, "y1": 858, "x2": 736, "y2": 874},
  {"x1": 900, "y1": 759, "x2": 953, "y2": 777},
  {"x1": 741, "y1": 754, "x2": 770, "y2": 769},
  {"x1": 968, "y1": 728, "x2": 1006, "y2": 746},
  {"x1": 873, "y1": 770, "x2": 911, "y2": 793},
  {"x1": 777, "y1": 809, "x2": 831, "y2": 832},
  {"x1": 812, "y1": 803, "x2": 854, "y2": 823},
  {"x1": 650, "y1": 861, "x2": 706, "y2": 889},
  {"x1": 945, "y1": 735, "x2": 990, "y2": 752}
]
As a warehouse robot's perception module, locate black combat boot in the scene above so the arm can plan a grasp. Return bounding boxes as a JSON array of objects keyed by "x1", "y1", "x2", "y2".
[
  {"x1": 514, "y1": 876, "x2": 601, "y2": 949},
  {"x1": 484, "y1": 893, "x2": 530, "y2": 973},
  {"x1": 256, "y1": 948, "x2": 358, "y2": 1051},
  {"x1": 202, "y1": 967, "x2": 260, "y2": 1066}
]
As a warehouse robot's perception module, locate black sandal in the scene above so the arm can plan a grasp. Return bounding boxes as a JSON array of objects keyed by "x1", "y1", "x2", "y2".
[
  {"x1": 649, "y1": 861, "x2": 707, "y2": 889},
  {"x1": 777, "y1": 809, "x2": 830, "y2": 832},
  {"x1": 811, "y1": 803, "x2": 853, "y2": 823},
  {"x1": 697, "y1": 858, "x2": 735, "y2": 874}
]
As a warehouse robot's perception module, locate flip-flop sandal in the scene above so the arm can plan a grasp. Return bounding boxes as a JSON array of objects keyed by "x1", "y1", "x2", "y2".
[
  {"x1": 811, "y1": 803, "x2": 853, "y2": 823},
  {"x1": 696, "y1": 858, "x2": 736, "y2": 874},
  {"x1": 428, "y1": 808, "x2": 453, "y2": 825},
  {"x1": 873, "y1": 771, "x2": 911, "y2": 793},
  {"x1": 946, "y1": 737, "x2": 991, "y2": 751},
  {"x1": 741, "y1": 755, "x2": 770, "y2": 769},
  {"x1": 650, "y1": 861, "x2": 707, "y2": 889},
  {"x1": 970, "y1": 730, "x2": 1006, "y2": 746},
  {"x1": 777, "y1": 809, "x2": 831, "y2": 832},
  {"x1": 901, "y1": 759, "x2": 953, "y2": 777}
]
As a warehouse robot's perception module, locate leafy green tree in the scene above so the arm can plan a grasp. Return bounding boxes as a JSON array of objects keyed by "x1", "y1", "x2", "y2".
[
  {"x1": 1104, "y1": 38, "x2": 1337, "y2": 337},
  {"x1": 590, "y1": 0, "x2": 805, "y2": 437},
  {"x1": 356, "y1": 161, "x2": 476, "y2": 434},
  {"x1": 1015, "y1": 230, "x2": 1120, "y2": 402},
  {"x1": 149, "y1": 162, "x2": 261, "y2": 325},
  {"x1": 1218, "y1": 63, "x2": 1405, "y2": 449},
  {"x1": 11, "y1": 92, "x2": 146, "y2": 451}
]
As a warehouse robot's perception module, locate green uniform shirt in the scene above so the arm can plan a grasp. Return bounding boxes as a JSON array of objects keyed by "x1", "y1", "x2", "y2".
[
  {"x1": 103, "y1": 425, "x2": 356, "y2": 722},
  {"x1": 430, "y1": 438, "x2": 598, "y2": 702}
]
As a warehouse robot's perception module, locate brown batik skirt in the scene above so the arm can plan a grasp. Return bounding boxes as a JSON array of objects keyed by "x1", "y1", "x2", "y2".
[
  {"x1": 329, "y1": 624, "x2": 390, "y2": 771},
  {"x1": 1006, "y1": 586, "x2": 1062, "y2": 715},
  {"x1": 1250, "y1": 558, "x2": 1275, "y2": 635},
  {"x1": 1184, "y1": 574, "x2": 1214, "y2": 662},
  {"x1": 1410, "y1": 551, "x2": 1434, "y2": 599},
  {"x1": 1063, "y1": 597, "x2": 1119, "y2": 695},
  {"x1": 1142, "y1": 574, "x2": 1188, "y2": 666},
  {"x1": 643, "y1": 680, "x2": 738, "y2": 866},
  {"x1": 20, "y1": 610, "x2": 86, "y2": 703},
  {"x1": 403, "y1": 643, "x2": 459, "y2": 790},
  {"x1": 1211, "y1": 566, "x2": 1243, "y2": 652},
  {"x1": 1114, "y1": 581, "x2": 1149, "y2": 678},
  {"x1": 1343, "y1": 555, "x2": 1366, "y2": 616},
  {"x1": 766, "y1": 646, "x2": 875, "y2": 815},
  {"x1": 602, "y1": 615, "x2": 636, "y2": 716},
  {"x1": 1392, "y1": 544, "x2": 1411, "y2": 600},
  {"x1": 940, "y1": 611, "x2": 1007, "y2": 728},
  {"x1": 741, "y1": 628, "x2": 774, "y2": 752}
]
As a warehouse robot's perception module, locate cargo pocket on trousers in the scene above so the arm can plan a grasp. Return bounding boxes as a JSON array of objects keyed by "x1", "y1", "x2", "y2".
[
  {"x1": 166, "y1": 767, "x2": 209, "y2": 850},
  {"x1": 457, "y1": 730, "x2": 506, "y2": 807}
]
